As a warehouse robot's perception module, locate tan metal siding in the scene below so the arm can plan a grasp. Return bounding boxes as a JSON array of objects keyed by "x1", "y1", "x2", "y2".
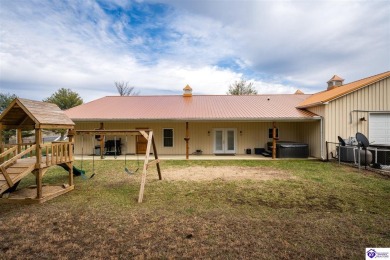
[
  {"x1": 298, "y1": 121, "x2": 321, "y2": 158},
  {"x1": 307, "y1": 106, "x2": 325, "y2": 117},
  {"x1": 302, "y1": 106, "x2": 324, "y2": 158},
  {"x1": 323, "y1": 77, "x2": 390, "y2": 156},
  {"x1": 73, "y1": 121, "x2": 317, "y2": 156}
]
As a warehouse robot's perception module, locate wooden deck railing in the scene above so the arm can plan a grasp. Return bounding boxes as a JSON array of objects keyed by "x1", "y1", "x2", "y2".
[
  {"x1": 0, "y1": 144, "x2": 37, "y2": 170},
  {"x1": 0, "y1": 146, "x2": 17, "y2": 162},
  {"x1": 0, "y1": 143, "x2": 35, "y2": 162},
  {"x1": 0, "y1": 141, "x2": 73, "y2": 169},
  {"x1": 40, "y1": 142, "x2": 73, "y2": 166}
]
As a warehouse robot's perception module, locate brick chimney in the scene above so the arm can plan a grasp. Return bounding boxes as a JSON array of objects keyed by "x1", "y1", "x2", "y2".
[
  {"x1": 327, "y1": 75, "x2": 344, "y2": 90},
  {"x1": 183, "y1": 84, "x2": 192, "y2": 97}
]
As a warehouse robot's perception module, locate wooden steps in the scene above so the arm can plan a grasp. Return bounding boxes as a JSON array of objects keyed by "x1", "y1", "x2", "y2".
[{"x1": 0, "y1": 158, "x2": 36, "y2": 195}]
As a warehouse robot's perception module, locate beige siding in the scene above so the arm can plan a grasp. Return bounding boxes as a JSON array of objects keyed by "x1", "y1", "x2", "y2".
[
  {"x1": 321, "y1": 77, "x2": 390, "y2": 157},
  {"x1": 73, "y1": 121, "x2": 319, "y2": 156},
  {"x1": 298, "y1": 121, "x2": 322, "y2": 158},
  {"x1": 307, "y1": 105, "x2": 325, "y2": 117}
]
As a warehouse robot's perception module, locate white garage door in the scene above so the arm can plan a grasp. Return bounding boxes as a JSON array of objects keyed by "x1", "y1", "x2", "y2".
[{"x1": 369, "y1": 113, "x2": 390, "y2": 145}]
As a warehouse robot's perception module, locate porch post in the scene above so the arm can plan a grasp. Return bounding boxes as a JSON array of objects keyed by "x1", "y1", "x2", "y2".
[
  {"x1": 272, "y1": 122, "x2": 277, "y2": 159},
  {"x1": 16, "y1": 128, "x2": 22, "y2": 153},
  {"x1": 98, "y1": 122, "x2": 105, "y2": 159},
  {"x1": 184, "y1": 122, "x2": 190, "y2": 160},
  {"x1": 35, "y1": 128, "x2": 42, "y2": 166},
  {"x1": 67, "y1": 129, "x2": 75, "y2": 186},
  {"x1": 35, "y1": 128, "x2": 43, "y2": 199}
]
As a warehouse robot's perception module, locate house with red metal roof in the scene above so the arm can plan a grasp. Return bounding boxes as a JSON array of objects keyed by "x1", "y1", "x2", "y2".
[{"x1": 65, "y1": 71, "x2": 390, "y2": 159}]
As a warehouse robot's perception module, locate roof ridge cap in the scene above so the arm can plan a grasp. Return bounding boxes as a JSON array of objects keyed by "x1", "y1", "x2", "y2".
[{"x1": 342, "y1": 70, "x2": 390, "y2": 86}]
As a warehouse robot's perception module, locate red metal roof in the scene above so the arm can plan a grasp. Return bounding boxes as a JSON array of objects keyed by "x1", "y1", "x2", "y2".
[{"x1": 65, "y1": 95, "x2": 317, "y2": 121}]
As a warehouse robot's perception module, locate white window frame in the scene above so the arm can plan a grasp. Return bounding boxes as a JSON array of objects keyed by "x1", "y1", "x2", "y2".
[{"x1": 162, "y1": 128, "x2": 174, "y2": 148}]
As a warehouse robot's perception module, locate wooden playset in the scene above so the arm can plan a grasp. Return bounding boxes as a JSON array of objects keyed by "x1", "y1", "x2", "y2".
[{"x1": 0, "y1": 98, "x2": 161, "y2": 204}]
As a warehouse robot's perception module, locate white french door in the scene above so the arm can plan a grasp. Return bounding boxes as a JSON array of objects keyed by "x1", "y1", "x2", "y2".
[{"x1": 214, "y1": 128, "x2": 236, "y2": 154}]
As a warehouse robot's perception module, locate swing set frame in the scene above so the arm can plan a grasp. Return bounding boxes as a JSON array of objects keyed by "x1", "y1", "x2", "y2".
[{"x1": 73, "y1": 129, "x2": 162, "y2": 203}]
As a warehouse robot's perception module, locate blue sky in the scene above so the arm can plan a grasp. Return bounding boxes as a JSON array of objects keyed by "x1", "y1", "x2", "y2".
[{"x1": 0, "y1": 0, "x2": 389, "y2": 102}]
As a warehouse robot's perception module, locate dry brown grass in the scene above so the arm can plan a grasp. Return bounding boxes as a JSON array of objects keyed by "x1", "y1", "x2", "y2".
[
  {"x1": 161, "y1": 165, "x2": 294, "y2": 181},
  {"x1": 0, "y1": 160, "x2": 389, "y2": 259}
]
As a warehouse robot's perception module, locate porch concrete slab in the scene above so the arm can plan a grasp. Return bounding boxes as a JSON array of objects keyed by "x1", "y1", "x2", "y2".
[{"x1": 73, "y1": 154, "x2": 317, "y2": 161}]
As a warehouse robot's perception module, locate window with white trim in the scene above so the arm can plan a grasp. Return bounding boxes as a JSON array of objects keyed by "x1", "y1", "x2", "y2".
[{"x1": 163, "y1": 128, "x2": 174, "y2": 147}]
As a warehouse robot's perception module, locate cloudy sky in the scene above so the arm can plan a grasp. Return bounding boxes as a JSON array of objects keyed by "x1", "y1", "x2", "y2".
[{"x1": 0, "y1": 0, "x2": 389, "y2": 102}]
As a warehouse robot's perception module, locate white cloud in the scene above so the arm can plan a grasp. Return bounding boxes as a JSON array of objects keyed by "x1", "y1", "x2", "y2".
[
  {"x1": 0, "y1": 0, "x2": 389, "y2": 103},
  {"x1": 147, "y1": 0, "x2": 390, "y2": 86}
]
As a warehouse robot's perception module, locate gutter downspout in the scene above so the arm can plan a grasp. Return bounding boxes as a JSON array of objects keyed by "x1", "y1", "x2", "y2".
[{"x1": 320, "y1": 116, "x2": 325, "y2": 161}]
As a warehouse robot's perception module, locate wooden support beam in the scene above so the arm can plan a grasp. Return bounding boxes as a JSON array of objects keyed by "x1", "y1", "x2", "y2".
[
  {"x1": 138, "y1": 131, "x2": 153, "y2": 203},
  {"x1": 0, "y1": 123, "x2": 3, "y2": 164},
  {"x1": 68, "y1": 130, "x2": 74, "y2": 165},
  {"x1": 39, "y1": 124, "x2": 74, "y2": 129},
  {"x1": 36, "y1": 169, "x2": 43, "y2": 199},
  {"x1": 1, "y1": 125, "x2": 35, "y2": 131},
  {"x1": 152, "y1": 135, "x2": 162, "y2": 180},
  {"x1": 65, "y1": 162, "x2": 74, "y2": 187},
  {"x1": 46, "y1": 147, "x2": 49, "y2": 166},
  {"x1": 0, "y1": 165, "x2": 13, "y2": 187},
  {"x1": 16, "y1": 115, "x2": 30, "y2": 126},
  {"x1": 139, "y1": 130, "x2": 149, "y2": 140},
  {"x1": 0, "y1": 146, "x2": 17, "y2": 158},
  {"x1": 16, "y1": 129, "x2": 22, "y2": 154},
  {"x1": 146, "y1": 159, "x2": 160, "y2": 168},
  {"x1": 35, "y1": 128, "x2": 42, "y2": 168},
  {"x1": 97, "y1": 122, "x2": 105, "y2": 159},
  {"x1": 75, "y1": 129, "x2": 152, "y2": 136}
]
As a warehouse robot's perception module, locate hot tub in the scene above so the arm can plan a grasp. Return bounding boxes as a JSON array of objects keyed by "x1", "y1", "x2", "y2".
[{"x1": 267, "y1": 141, "x2": 309, "y2": 158}]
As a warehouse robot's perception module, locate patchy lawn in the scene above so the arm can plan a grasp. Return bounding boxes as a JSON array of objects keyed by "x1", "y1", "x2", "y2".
[{"x1": 1, "y1": 160, "x2": 389, "y2": 259}]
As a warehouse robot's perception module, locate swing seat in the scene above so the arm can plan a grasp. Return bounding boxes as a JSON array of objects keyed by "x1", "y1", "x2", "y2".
[
  {"x1": 125, "y1": 168, "x2": 134, "y2": 175},
  {"x1": 125, "y1": 166, "x2": 139, "y2": 175}
]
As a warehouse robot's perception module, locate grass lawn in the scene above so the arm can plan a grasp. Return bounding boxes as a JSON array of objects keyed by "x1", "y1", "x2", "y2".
[{"x1": 1, "y1": 160, "x2": 389, "y2": 259}]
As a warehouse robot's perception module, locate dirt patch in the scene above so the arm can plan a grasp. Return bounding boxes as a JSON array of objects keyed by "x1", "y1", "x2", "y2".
[{"x1": 162, "y1": 166, "x2": 294, "y2": 181}]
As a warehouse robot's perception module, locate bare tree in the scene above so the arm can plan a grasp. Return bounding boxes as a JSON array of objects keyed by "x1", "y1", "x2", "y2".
[
  {"x1": 115, "y1": 81, "x2": 140, "y2": 96},
  {"x1": 227, "y1": 79, "x2": 257, "y2": 95}
]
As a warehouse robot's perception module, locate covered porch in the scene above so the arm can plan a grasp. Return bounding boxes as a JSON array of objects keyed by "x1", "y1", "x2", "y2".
[
  {"x1": 73, "y1": 119, "x2": 322, "y2": 159},
  {"x1": 74, "y1": 154, "x2": 319, "y2": 161}
]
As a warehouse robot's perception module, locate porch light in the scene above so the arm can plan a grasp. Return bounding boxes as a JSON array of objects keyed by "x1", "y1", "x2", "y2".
[{"x1": 360, "y1": 117, "x2": 367, "y2": 122}]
